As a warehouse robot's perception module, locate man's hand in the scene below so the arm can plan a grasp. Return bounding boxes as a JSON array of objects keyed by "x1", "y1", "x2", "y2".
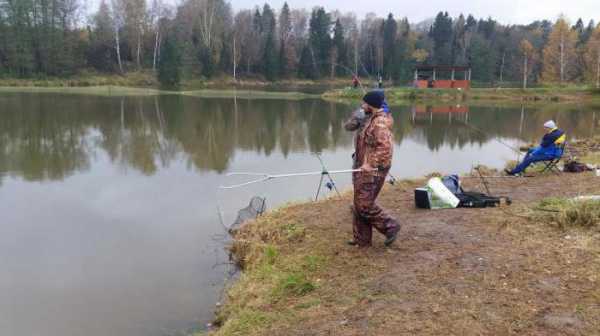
[{"x1": 360, "y1": 163, "x2": 376, "y2": 173}]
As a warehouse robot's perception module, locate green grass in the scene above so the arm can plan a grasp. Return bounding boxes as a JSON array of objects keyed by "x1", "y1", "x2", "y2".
[
  {"x1": 534, "y1": 197, "x2": 600, "y2": 230},
  {"x1": 263, "y1": 245, "x2": 279, "y2": 265},
  {"x1": 207, "y1": 309, "x2": 274, "y2": 336},
  {"x1": 272, "y1": 272, "x2": 316, "y2": 300},
  {"x1": 212, "y1": 206, "x2": 332, "y2": 335}
]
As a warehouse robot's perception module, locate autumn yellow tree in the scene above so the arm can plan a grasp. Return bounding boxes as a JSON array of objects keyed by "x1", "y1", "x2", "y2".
[
  {"x1": 584, "y1": 24, "x2": 600, "y2": 88},
  {"x1": 542, "y1": 16, "x2": 579, "y2": 83},
  {"x1": 520, "y1": 39, "x2": 536, "y2": 89}
]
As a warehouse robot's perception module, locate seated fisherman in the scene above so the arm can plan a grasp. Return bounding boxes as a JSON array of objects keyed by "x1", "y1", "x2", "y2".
[{"x1": 505, "y1": 120, "x2": 566, "y2": 176}]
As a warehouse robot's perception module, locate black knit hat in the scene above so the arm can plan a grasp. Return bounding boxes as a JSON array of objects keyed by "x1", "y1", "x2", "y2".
[{"x1": 362, "y1": 90, "x2": 384, "y2": 109}]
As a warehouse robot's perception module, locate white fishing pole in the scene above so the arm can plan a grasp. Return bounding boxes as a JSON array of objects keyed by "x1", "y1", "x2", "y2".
[{"x1": 220, "y1": 169, "x2": 362, "y2": 189}]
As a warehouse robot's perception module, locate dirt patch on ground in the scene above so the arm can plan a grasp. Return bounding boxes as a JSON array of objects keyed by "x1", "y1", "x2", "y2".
[{"x1": 213, "y1": 173, "x2": 600, "y2": 336}]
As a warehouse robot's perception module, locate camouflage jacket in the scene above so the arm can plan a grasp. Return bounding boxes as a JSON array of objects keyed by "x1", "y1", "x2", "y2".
[{"x1": 345, "y1": 109, "x2": 394, "y2": 174}]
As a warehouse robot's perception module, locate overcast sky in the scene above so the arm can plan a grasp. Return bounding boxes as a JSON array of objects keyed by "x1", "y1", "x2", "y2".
[
  {"x1": 232, "y1": 0, "x2": 599, "y2": 25},
  {"x1": 85, "y1": 0, "x2": 599, "y2": 25}
]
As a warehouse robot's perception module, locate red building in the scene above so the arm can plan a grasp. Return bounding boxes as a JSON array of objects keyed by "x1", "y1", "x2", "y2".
[{"x1": 413, "y1": 65, "x2": 471, "y2": 90}]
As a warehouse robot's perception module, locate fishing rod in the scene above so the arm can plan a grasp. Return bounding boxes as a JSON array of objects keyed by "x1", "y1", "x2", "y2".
[
  {"x1": 310, "y1": 60, "x2": 369, "y2": 94},
  {"x1": 456, "y1": 119, "x2": 523, "y2": 154},
  {"x1": 219, "y1": 169, "x2": 362, "y2": 189}
]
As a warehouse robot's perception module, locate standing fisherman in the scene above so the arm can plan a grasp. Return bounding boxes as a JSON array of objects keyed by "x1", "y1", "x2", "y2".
[
  {"x1": 345, "y1": 91, "x2": 400, "y2": 247},
  {"x1": 352, "y1": 75, "x2": 359, "y2": 89}
]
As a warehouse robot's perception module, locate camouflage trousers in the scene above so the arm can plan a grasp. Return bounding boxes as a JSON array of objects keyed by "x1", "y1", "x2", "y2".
[{"x1": 352, "y1": 170, "x2": 400, "y2": 246}]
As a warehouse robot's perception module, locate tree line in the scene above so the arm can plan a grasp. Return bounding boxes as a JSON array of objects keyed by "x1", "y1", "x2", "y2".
[{"x1": 1, "y1": 0, "x2": 600, "y2": 88}]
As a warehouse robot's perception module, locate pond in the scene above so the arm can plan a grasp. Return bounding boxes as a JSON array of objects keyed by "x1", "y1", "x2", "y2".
[{"x1": 0, "y1": 92, "x2": 598, "y2": 336}]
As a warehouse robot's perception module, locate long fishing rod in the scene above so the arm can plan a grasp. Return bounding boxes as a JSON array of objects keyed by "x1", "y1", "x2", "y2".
[
  {"x1": 310, "y1": 60, "x2": 369, "y2": 94},
  {"x1": 457, "y1": 119, "x2": 523, "y2": 154},
  {"x1": 219, "y1": 169, "x2": 362, "y2": 189}
]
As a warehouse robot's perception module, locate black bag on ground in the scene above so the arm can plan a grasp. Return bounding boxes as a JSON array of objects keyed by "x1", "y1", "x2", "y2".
[
  {"x1": 441, "y1": 175, "x2": 511, "y2": 208},
  {"x1": 456, "y1": 192, "x2": 502, "y2": 208},
  {"x1": 563, "y1": 160, "x2": 592, "y2": 173}
]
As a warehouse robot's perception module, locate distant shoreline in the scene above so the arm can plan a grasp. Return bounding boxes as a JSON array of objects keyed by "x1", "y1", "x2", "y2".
[
  {"x1": 1, "y1": 73, "x2": 598, "y2": 104},
  {"x1": 0, "y1": 86, "x2": 319, "y2": 100},
  {"x1": 323, "y1": 86, "x2": 600, "y2": 104}
]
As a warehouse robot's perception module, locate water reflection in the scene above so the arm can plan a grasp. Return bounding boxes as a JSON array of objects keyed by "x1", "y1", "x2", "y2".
[
  {"x1": 1, "y1": 94, "x2": 599, "y2": 182},
  {"x1": 1, "y1": 93, "x2": 599, "y2": 336}
]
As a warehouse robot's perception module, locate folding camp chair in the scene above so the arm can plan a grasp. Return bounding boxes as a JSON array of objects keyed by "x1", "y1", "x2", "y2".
[{"x1": 540, "y1": 142, "x2": 567, "y2": 175}]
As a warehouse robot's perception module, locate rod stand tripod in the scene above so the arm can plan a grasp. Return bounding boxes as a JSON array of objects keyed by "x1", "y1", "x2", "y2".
[
  {"x1": 314, "y1": 154, "x2": 342, "y2": 201},
  {"x1": 315, "y1": 169, "x2": 341, "y2": 201}
]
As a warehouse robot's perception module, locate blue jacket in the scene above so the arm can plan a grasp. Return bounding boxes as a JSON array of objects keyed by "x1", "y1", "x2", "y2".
[
  {"x1": 531, "y1": 128, "x2": 565, "y2": 157},
  {"x1": 382, "y1": 100, "x2": 390, "y2": 114}
]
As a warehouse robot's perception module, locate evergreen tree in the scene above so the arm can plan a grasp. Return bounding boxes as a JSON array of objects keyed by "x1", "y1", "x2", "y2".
[
  {"x1": 478, "y1": 17, "x2": 496, "y2": 40},
  {"x1": 394, "y1": 18, "x2": 414, "y2": 81},
  {"x1": 332, "y1": 19, "x2": 347, "y2": 75},
  {"x1": 573, "y1": 18, "x2": 585, "y2": 46},
  {"x1": 298, "y1": 45, "x2": 317, "y2": 79},
  {"x1": 430, "y1": 12, "x2": 453, "y2": 64},
  {"x1": 582, "y1": 20, "x2": 596, "y2": 44},
  {"x1": 308, "y1": 7, "x2": 331, "y2": 77},
  {"x1": 469, "y1": 33, "x2": 496, "y2": 83},
  {"x1": 382, "y1": 14, "x2": 397, "y2": 78},
  {"x1": 466, "y1": 15, "x2": 477, "y2": 30},
  {"x1": 278, "y1": 2, "x2": 292, "y2": 77},
  {"x1": 264, "y1": 31, "x2": 278, "y2": 80},
  {"x1": 261, "y1": 4, "x2": 278, "y2": 80},
  {"x1": 88, "y1": 0, "x2": 116, "y2": 72},
  {"x1": 158, "y1": 34, "x2": 181, "y2": 88},
  {"x1": 200, "y1": 46, "x2": 215, "y2": 78}
]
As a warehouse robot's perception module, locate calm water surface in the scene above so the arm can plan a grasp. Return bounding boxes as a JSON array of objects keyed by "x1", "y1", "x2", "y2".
[{"x1": 1, "y1": 92, "x2": 598, "y2": 336}]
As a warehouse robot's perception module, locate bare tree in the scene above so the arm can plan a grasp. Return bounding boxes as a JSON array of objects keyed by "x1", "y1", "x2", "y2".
[
  {"x1": 149, "y1": 0, "x2": 163, "y2": 71},
  {"x1": 520, "y1": 39, "x2": 535, "y2": 89},
  {"x1": 110, "y1": 0, "x2": 124, "y2": 72},
  {"x1": 233, "y1": 10, "x2": 255, "y2": 74}
]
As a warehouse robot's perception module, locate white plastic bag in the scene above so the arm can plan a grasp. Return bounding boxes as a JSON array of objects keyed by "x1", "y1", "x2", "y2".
[{"x1": 426, "y1": 177, "x2": 460, "y2": 209}]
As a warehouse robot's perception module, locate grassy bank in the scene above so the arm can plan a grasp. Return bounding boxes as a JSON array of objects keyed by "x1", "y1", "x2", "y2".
[
  {"x1": 0, "y1": 71, "x2": 347, "y2": 94},
  {"x1": 323, "y1": 86, "x2": 600, "y2": 104},
  {"x1": 209, "y1": 170, "x2": 600, "y2": 335},
  {"x1": 4, "y1": 72, "x2": 598, "y2": 103},
  {"x1": 0, "y1": 71, "x2": 158, "y2": 88},
  {"x1": 0, "y1": 72, "x2": 328, "y2": 99},
  {"x1": 0, "y1": 85, "x2": 318, "y2": 99}
]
